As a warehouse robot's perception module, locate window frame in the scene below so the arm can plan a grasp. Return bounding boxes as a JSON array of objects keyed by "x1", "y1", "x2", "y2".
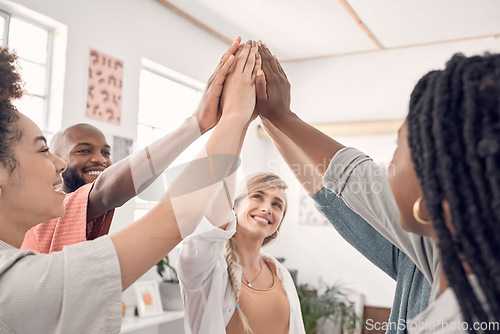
[
  {"x1": 0, "y1": 2, "x2": 67, "y2": 137},
  {"x1": 135, "y1": 59, "x2": 205, "y2": 213}
]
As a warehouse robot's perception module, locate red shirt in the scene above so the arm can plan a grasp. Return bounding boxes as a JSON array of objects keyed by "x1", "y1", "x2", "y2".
[{"x1": 21, "y1": 183, "x2": 114, "y2": 253}]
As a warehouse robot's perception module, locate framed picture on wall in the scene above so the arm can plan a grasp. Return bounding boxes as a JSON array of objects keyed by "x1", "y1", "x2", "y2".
[
  {"x1": 134, "y1": 280, "x2": 164, "y2": 317},
  {"x1": 112, "y1": 135, "x2": 133, "y2": 163},
  {"x1": 86, "y1": 49, "x2": 123, "y2": 124}
]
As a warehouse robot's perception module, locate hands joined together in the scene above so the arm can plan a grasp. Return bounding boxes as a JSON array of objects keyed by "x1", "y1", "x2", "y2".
[{"x1": 193, "y1": 36, "x2": 292, "y2": 132}]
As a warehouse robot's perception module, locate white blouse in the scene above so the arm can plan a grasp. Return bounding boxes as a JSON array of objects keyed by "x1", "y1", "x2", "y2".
[{"x1": 177, "y1": 216, "x2": 305, "y2": 334}]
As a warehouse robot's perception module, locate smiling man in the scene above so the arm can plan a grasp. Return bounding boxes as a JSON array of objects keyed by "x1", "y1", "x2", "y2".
[
  {"x1": 20, "y1": 123, "x2": 116, "y2": 253},
  {"x1": 54, "y1": 124, "x2": 112, "y2": 193},
  {"x1": 20, "y1": 35, "x2": 242, "y2": 254}
]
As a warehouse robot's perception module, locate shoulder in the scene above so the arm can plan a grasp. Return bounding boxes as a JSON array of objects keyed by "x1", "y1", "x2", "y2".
[
  {"x1": 63, "y1": 183, "x2": 93, "y2": 204},
  {"x1": 0, "y1": 246, "x2": 36, "y2": 274}
]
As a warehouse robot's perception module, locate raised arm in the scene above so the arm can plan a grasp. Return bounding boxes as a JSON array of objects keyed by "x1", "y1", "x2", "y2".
[
  {"x1": 204, "y1": 43, "x2": 262, "y2": 229},
  {"x1": 257, "y1": 46, "x2": 437, "y2": 282},
  {"x1": 256, "y1": 45, "x2": 344, "y2": 179},
  {"x1": 86, "y1": 37, "x2": 242, "y2": 222},
  {"x1": 255, "y1": 45, "x2": 402, "y2": 277},
  {"x1": 111, "y1": 40, "x2": 260, "y2": 289}
]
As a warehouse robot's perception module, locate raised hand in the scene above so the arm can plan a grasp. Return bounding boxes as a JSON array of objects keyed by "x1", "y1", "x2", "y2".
[
  {"x1": 220, "y1": 40, "x2": 261, "y2": 125},
  {"x1": 255, "y1": 43, "x2": 292, "y2": 121},
  {"x1": 193, "y1": 36, "x2": 241, "y2": 134}
]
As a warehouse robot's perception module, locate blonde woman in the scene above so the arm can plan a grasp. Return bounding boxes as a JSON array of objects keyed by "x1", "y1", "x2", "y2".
[{"x1": 178, "y1": 172, "x2": 305, "y2": 334}]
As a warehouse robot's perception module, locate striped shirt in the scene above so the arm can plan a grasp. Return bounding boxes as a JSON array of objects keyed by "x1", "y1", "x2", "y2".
[{"x1": 0, "y1": 236, "x2": 122, "y2": 334}]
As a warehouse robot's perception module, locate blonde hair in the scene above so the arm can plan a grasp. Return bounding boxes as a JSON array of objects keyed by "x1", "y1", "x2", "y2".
[{"x1": 224, "y1": 172, "x2": 288, "y2": 333}]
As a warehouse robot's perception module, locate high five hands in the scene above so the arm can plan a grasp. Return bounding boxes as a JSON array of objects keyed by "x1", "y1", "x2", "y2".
[
  {"x1": 255, "y1": 42, "x2": 292, "y2": 122},
  {"x1": 197, "y1": 38, "x2": 289, "y2": 130},
  {"x1": 220, "y1": 40, "x2": 262, "y2": 126}
]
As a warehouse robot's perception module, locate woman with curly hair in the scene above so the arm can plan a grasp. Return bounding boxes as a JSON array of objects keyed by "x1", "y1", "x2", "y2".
[{"x1": 0, "y1": 40, "x2": 261, "y2": 334}]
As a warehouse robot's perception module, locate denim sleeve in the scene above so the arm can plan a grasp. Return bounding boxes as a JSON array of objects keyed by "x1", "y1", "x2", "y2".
[{"x1": 311, "y1": 187, "x2": 399, "y2": 280}]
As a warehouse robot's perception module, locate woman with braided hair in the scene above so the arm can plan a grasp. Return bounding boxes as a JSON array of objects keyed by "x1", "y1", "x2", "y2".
[
  {"x1": 387, "y1": 53, "x2": 500, "y2": 333},
  {"x1": 177, "y1": 172, "x2": 305, "y2": 334}
]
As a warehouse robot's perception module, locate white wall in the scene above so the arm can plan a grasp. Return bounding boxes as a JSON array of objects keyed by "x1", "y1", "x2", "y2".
[
  {"x1": 4, "y1": 0, "x2": 232, "y2": 236},
  {"x1": 6, "y1": 0, "x2": 500, "y2": 309},
  {"x1": 283, "y1": 37, "x2": 500, "y2": 123}
]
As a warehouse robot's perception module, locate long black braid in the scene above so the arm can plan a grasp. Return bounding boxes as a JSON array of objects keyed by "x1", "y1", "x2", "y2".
[{"x1": 408, "y1": 53, "x2": 500, "y2": 333}]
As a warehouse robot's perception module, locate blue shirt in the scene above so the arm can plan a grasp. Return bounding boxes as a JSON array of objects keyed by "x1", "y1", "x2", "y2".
[{"x1": 311, "y1": 187, "x2": 431, "y2": 334}]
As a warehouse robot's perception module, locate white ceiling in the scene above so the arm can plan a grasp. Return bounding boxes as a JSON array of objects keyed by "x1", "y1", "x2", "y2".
[{"x1": 161, "y1": 0, "x2": 500, "y2": 61}]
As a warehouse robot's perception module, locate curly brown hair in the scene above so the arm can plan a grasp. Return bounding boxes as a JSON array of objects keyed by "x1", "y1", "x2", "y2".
[{"x1": 0, "y1": 47, "x2": 24, "y2": 173}]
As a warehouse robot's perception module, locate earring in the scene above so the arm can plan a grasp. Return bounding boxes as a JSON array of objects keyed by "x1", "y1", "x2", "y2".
[{"x1": 413, "y1": 196, "x2": 432, "y2": 225}]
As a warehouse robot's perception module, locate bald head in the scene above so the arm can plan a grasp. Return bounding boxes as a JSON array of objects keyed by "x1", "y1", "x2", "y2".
[
  {"x1": 51, "y1": 124, "x2": 105, "y2": 157},
  {"x1": 53, "y1": 123, "x2": 112, "y2": 193}
]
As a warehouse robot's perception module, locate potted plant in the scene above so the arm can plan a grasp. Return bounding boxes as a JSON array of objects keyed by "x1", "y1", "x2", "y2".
[
  {"x1": 156, "y1": 255, "x2": 183, "y2": 311},
  {"x1": 297, "y1": 282, "x2": 362, "y2": 334}
]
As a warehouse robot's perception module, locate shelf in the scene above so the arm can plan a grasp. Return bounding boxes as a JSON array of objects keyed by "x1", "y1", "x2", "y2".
[{"x1": 120, "y1": 310, "x2": 184, "y2": 333}]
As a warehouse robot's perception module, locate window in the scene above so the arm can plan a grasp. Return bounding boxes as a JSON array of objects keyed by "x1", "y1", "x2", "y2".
[
  {"x1": 1, "y1": 10, "x2": 52, "y2": 132},
  {"x1": 135, "y1": 59, "x2": 206, "y2": 218}
]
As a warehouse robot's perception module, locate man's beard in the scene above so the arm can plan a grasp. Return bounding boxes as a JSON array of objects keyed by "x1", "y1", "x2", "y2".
[{"x1": 62, "y1": 166, "x2": 87, "y2": 193}]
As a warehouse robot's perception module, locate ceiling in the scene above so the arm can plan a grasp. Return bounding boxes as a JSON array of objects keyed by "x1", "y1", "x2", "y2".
[{"x1": 158, "y1": 0, "x2": 500, "y2": 62}]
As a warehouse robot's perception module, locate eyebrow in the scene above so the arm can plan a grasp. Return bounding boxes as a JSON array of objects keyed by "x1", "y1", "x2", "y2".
[
  {"x1": 256, "y1": 190, "x2": 285, "y2": 205},
  {"x1": 75, "y1": 143, "x2": 111, "y2": 149},
  {"x1": 34, "y1": 136, "x2": 47, "y2": 145},
  {"x1": 273, "y1": 197, "x2": 284, "y2": 205}
]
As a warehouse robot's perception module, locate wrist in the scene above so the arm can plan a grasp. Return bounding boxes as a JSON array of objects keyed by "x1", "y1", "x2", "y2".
[
  {"x1": 219, "y1": 113, "x2": 250, "y2": 129},
  {"x1": 260, "y1": 108, "x2": 294, "y2": 124},
  {"x1": 186, "y1": 115, "x2": 205, "y2": 136},
  {"x1": 191, "y1": 111, "x2": 209, "y2": 135}
]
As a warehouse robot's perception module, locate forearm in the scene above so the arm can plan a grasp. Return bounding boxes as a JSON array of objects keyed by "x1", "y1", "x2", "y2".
[
  {"x1": 167, "y1": 114, "x2": 247, "y2": 236},
  {"x1": 261, "y1": 118, "x2": 323, "y2": 194},
  {"x1": 87, "y1": 116, "x2": 201, "y2": 222},
  {"x1": 263, "y1": 111, "x2": 345, "y2": 176},
  {"x1": 205, "y1": 122, "x2": 250, "y2": 228},
  {"x1": 111, "y1": 196, "x2": 181, "y2": 290},
  {"x1": 111, "y1": 115, "x2": 248, "y2": 289}
]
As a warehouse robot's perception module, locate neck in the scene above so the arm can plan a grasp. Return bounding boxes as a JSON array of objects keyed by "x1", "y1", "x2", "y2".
[
  {"x1": 0, "y1": 220, "x2": 27, "y2": 248},
  {"x1": 234, "y1": 232, "x2": 263, "y2": 268},
  {"x1": 432, "y1": 235, "x2": 474, "y2": 295}
]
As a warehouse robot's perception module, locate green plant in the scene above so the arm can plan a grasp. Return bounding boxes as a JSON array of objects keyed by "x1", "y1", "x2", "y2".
[
  {"x1": 297, "y1": 282, "x2": 362, "y2": 334},
  {"x1": 156, "y1": 255, "x2": 179, "y2": 282}
]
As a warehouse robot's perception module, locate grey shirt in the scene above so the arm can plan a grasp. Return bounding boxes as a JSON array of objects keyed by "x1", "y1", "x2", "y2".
[
  {"x1": 0, "y1": 235, "x2": 122, "y2": 334},
  {"x1": 408, "y1": 276, "x2": 488, "y2": 334},
  {"x1": 322, "y1": 147, "x2": 439, "y2": 295}
]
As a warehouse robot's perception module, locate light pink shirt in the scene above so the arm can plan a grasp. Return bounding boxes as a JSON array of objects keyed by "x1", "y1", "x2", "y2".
[{"x1": 21, "y1": 183, "x2": 114, "y2": 253}]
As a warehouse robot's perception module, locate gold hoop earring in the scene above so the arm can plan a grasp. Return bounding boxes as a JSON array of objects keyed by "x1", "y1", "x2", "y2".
[{"x1": 413, "y1": 196, "x2": 432, "y2": 225}]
